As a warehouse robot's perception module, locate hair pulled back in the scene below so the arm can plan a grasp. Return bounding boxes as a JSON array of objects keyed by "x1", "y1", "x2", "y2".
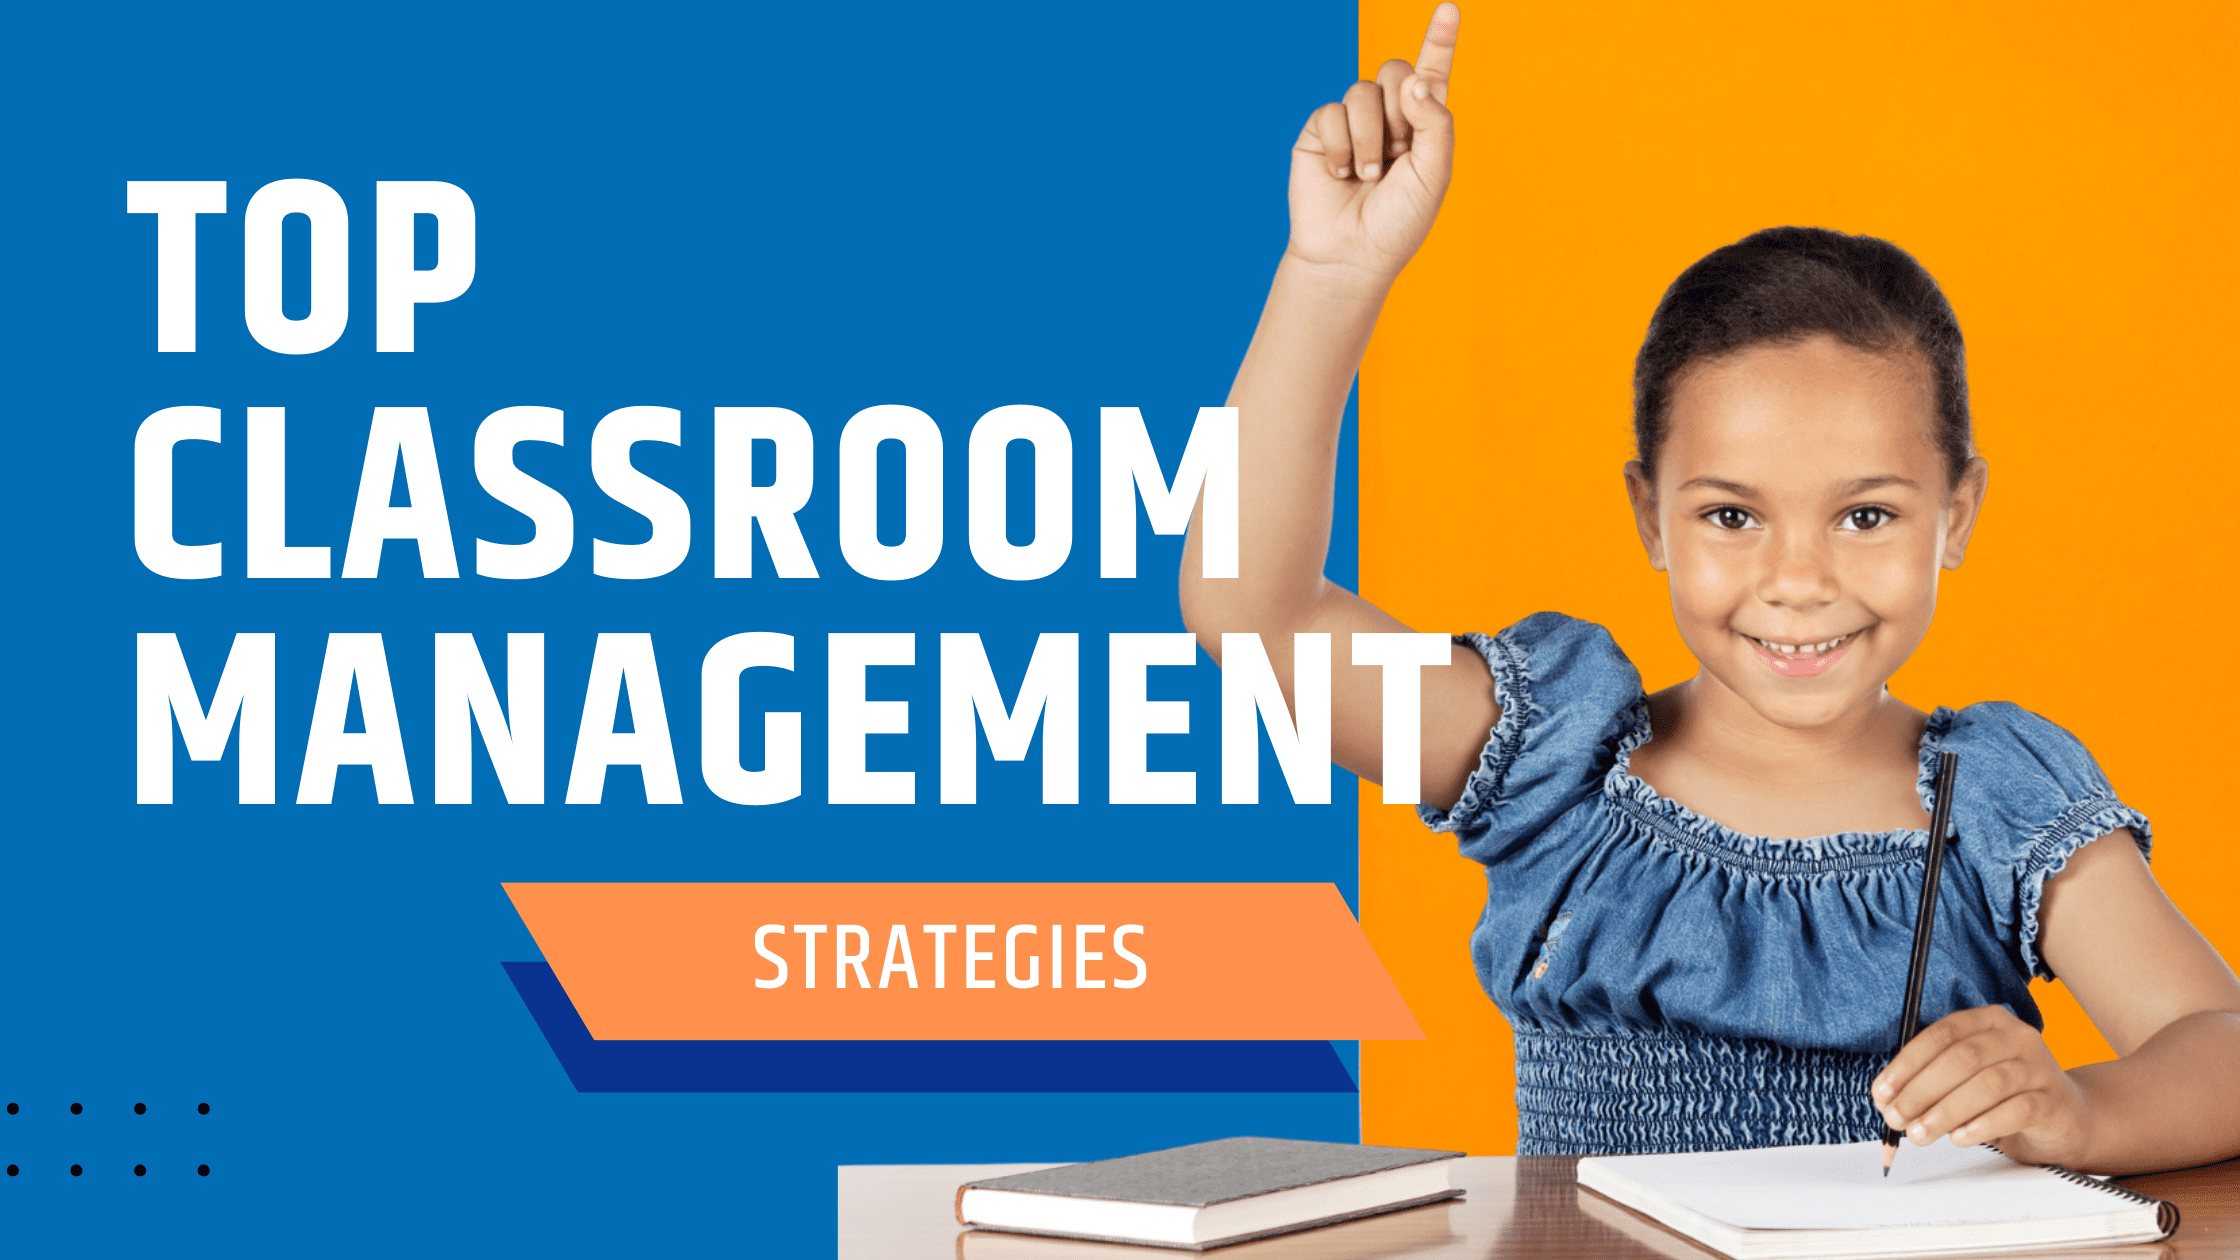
[{"x1": 1632, "y1": 226, "x2": 1971, "y2": 485}]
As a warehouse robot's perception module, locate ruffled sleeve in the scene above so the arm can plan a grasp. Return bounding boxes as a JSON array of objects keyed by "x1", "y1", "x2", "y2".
[
  {"x1": 1418, "y1": 612, "x2": 1646, "y2": 867},
  {"x1": 1938, "y1": 702, "x2": 2152, "y2": 982}
]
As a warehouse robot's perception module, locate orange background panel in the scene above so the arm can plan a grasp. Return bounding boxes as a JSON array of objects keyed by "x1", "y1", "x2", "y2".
[
  {"x1": 1354, "y1": 0, "x2": 2238, "y2": 1154},
  {"x1": 504, "y1": 882, "x2": 1424, "y2": 1041}
]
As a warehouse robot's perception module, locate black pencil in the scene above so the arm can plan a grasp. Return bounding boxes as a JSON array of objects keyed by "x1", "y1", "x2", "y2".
[{"x1": 1883, "y1": 750, "x2": 1961, "y2": 1177}]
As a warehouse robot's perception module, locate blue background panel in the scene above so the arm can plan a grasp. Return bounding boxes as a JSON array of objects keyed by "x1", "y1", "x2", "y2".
[{"x1": 2, "y1": 1, "x2": 1363, "y2": 1254}]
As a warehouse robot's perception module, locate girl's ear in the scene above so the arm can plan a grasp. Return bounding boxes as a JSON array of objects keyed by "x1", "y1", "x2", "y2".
[
  {"x1": 1623, "y1": 461, "x2": 1667, "y2": 571},
  {"x1": 1941, "y1": 455, "x2": 1991, "y2": 569}
]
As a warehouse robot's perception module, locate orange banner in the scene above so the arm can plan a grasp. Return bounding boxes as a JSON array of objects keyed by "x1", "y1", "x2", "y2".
[{"x1": 503, "y1": 883, "x2": 1424, "y2": 1041}]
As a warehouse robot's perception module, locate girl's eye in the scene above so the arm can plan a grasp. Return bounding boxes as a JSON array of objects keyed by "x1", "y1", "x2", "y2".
[
  {"x1": 1840, "y1": 507, "x2": 1894, "y2": 532},
  {"x1": 1706, "y1": 507, "x2": 1758, "y2": 531}
]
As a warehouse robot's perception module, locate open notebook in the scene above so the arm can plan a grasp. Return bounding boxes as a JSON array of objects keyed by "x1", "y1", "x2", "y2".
[{"x1": 1577, "y1": 1140, "x2": 2178, "y2": 1260}]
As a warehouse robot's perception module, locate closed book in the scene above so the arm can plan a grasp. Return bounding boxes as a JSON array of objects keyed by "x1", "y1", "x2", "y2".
[
  {"x1": 955, "y1": 1136, "x2": 1466, "y2": 1251},
  {"x1": 1577, "y1": 1140, "x2": 2179, "y2": 1260}
]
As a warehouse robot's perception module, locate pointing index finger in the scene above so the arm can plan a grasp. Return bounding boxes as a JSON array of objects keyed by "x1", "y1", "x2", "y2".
[{"x1": 1415, "y1": 2, "x2": 1460, "y2": 86}]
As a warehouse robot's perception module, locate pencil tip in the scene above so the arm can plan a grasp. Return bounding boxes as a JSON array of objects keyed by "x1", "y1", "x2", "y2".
[{"x1": 1882, "y1": 1166, "x2": 1890, "y2": 1178}]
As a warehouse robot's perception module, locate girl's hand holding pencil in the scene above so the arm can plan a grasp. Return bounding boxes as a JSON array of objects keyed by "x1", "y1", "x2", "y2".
[
  {"x1": 1876, "y1": 823, "x2": 2240, "y2": 1173},
  {"x1": 1874, "y1": 1004, "x2": 2093, "y2": 1168}
]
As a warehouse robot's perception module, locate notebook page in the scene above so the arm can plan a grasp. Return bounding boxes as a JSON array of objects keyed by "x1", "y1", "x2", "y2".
[{"x1": 1585, "y1": 1141, "x2": 2130, "y2": 1230}]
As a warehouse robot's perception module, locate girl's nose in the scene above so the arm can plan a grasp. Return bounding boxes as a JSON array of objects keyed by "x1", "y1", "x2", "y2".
[{"x1": 1757, "y1": 527, "x2": 1840, "y2": 609}]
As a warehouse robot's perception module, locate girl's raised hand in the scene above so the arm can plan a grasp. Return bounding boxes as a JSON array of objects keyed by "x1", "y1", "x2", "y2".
[
  {"x1": 1871, "y1": 1005, "x2": 2094, "y2": 1165},
  {"x1": 1286, "y1": 2, "x2": 1459, "y2": 285}
]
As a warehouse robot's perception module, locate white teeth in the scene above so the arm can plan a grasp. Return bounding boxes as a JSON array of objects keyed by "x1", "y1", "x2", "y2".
[{"x1": 1756, "y1": 633, "x2": 1852, "y2": 656}]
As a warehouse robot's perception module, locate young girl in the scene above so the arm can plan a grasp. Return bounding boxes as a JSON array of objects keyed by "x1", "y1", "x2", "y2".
[{"x1": 1182, "y1": 2, "x2": 2240, "y2": 1172}]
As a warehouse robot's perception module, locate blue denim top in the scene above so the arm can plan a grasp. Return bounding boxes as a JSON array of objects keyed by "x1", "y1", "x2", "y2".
[{"x1": 1419, "y1": 613, "x2": 2152, "y2": 1156}]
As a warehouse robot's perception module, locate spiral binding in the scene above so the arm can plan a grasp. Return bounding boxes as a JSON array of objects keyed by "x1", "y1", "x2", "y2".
[
  {"x1": 1979, "y1": 1146, "x2": 2182, "y2": 1239},
  {"x1": 2041, "y1": 1163, "x2": 2182, "y2": 1237}
]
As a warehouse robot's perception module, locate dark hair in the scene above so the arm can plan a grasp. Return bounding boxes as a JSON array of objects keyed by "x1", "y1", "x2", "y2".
[{"x1": 1632, "y1": 226, "x2": 1971, "y2": 485}]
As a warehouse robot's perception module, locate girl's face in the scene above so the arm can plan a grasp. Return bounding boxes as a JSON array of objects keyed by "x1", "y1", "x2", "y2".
[{"x1": 1625, "y1": 335, "x2": 1989, "y2": 731}]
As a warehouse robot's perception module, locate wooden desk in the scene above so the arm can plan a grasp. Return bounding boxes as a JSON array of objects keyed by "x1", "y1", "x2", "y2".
[{"x1": 839, "y1": 1155, "x2": 2240, "y2": 1259}]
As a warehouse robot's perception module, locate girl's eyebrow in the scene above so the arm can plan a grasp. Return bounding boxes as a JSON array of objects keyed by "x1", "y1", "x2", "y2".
[
  {"x1": 1677, "y1": 476, "x2": 1757, "y2": 496},
  {"x1": 1841, "y1": 475, "x2": 1920, "y2": 494},
  {"x1": 1677, "y1": 474, "x2": 1919, "y2": 497}
]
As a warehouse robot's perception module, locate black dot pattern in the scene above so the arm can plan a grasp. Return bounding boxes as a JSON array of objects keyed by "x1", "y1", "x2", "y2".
[{"x1": 2, "y1": 1103, "x2": 222, "y2": 1181}]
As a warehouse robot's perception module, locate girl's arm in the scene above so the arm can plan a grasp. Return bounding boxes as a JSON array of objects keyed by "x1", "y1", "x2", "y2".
[
  {"x1": 1179, "y1": 3, "x2": 1498, "y2": 810},
  {"x1": 1875, "y1": 829, "x2": 2240, "y2": 1174}
]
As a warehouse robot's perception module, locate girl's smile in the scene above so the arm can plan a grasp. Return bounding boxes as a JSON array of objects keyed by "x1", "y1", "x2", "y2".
[{"x1": 1744, "y1": 628, "x2": 1863, "y2": 677}]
